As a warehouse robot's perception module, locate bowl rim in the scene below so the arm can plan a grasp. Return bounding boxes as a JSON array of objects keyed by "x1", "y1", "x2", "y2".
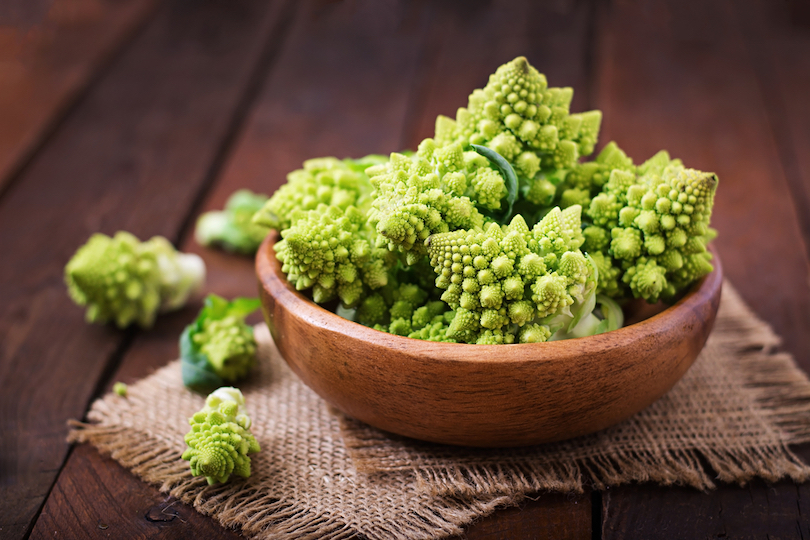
[{"x1": 257, "y1": 230, "x2": 723, "y2": 364}]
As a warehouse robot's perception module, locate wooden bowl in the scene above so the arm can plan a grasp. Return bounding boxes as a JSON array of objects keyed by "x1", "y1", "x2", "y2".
[{"x1": 256, "y1": 232, "x2": 722, "y2": 447}]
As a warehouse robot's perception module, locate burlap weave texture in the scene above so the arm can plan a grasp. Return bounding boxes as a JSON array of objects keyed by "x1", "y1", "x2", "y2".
[{"x1": 69, "y1": 282, "x2": 810, "y2": 540}]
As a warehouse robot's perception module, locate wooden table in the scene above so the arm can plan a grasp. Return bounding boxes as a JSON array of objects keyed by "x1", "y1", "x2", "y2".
[{"x1": 2, "y1": 0, "x2": 809, "y2": 538}]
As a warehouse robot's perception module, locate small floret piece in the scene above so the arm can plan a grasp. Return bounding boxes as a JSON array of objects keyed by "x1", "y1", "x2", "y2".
[
  {"x1": 180, "y1": 295, "x2": 261, "y2": 389},
  {"x1": 195, "y1": 189, "x2": 269, "y2": 255},
  {"x1": 275, "y1": 204, "x2": 395, "y2": 306},
  {"x1": 65, "y1": 232, "x2": 205, "y2": 328},
  {"x1": 113, "y1": 382, "x2": 128, "y2": 397},
  {"x1": 182, "y1": 387, "x2": 260, "y2": 485},
  {"x1": 366, "y1": 144, "x2": 490, "y2": 253},
  {"x1": 426, "y1": 209, "x2": 596, "y2": 343},
  {"x1": 616, "y1": 161, "x2": 718, "y2": 301},
  {"x1": 253, "y1": 155, "x2": 385, "y2": 231}
]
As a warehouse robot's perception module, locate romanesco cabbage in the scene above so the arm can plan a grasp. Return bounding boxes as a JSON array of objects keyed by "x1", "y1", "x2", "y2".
[
  {"x1": 182, "y1": 387, "x2": 260, "y2": 484},
  {"x1": 181, "y1": 295, "x2": 261, "y2": 389},
  {"x1": 252, "y1": 56, "x2": 719, "y2": 344},
  {"x1": 253, "y1": 156, "x2": 385, "y2": 231},
  {"x1": 65, "y1": 232, "x2": 205, "y2": 328}
]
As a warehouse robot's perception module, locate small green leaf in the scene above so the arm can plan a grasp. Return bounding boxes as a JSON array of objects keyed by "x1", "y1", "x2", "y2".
[
  {"x1": 180, "y1": 326, "x2": 224, "y2": 391},
  {"x1": 225, "y1": 297, "x2": 261, "y2": 319},
  {"x1": 595, "y1": 294, "x2": 624, "y2": 333},
  {"x1": 471, "y1": 144, "x2": 518, "y2": 223}
]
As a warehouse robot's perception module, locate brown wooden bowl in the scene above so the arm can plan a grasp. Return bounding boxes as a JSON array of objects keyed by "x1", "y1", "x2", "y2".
[{"x1": 256, "y1": 231, "x2": 722, "y2": 447}]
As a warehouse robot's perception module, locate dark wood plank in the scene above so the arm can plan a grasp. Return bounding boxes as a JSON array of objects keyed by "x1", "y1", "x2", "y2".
[
  {"x1": 0, "y1": 0, "x2": 161, "y2": 192},
  {"x1": 602, "y1": 478, "x2": 810, "y2": 540},
  {"x1": 733, "y1": 0, "x2": 810, "y2": 269},
  {"x1": 32, "y1": 445, "x2": 239, "y2": 540},
  {"x1": 1, "y1": 0, "x2": 292, "y2": 538},
  {"x1": 458, "y1": 493, "x2": 592, "y2": 540},
  {"x1": 594, "y1": 0, "x2": 810, "y2": 537}
]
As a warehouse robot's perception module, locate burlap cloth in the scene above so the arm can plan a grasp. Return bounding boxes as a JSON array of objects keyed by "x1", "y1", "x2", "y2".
[{"x1": 69, "y1": 282, "x2": 810, "y2": 539}]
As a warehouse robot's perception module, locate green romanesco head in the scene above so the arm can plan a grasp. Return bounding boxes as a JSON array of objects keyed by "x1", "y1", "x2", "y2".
[
  {"x1": 182, "y1": 387, "x2": 260, "y2": 485},
  {"x1": 366, "y1": 147, "x2": 489, "y2": 253},
  {"x1": 275, "y1": 204, "x2": 395, "y2": 306},
  {"x1": 581, "y1": 149, "x2": 718, "y2": 302},
  {"x1": 253, "y1": 156, "x2": 384, "y2": 231},
  {"x1": 434, "y1": 56, "x2": 602, "y2": 175},
  {"x1": 425, "y1": 209, "x2": 594, "y2": 343},
  {"x1": 615, "y1": 161, "x2": 718, "y2": 302},
  {"x1": 65, "y1": 232, "x2": 162, "y2": 328},
  {"x1": 65, "y1": 232, "x2": 204, "y2": 328},
  {"x1": 193, "y1": 315, "x2": 256, "y2": 383}
]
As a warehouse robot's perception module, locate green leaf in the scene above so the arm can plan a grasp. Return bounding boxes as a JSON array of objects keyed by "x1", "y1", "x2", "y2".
[
  {"x1": 225, "y1": 297, "x2": 261, "y2": 319},
  {"x1": 180, "y1": 326, "x2": 223, "y2": 391},
  {"x1": 471, "y1": 144, "x2": 518, "y2": 223},
  {"x1": 595, "y1": 294, "x2": 624, "y2": 333}
]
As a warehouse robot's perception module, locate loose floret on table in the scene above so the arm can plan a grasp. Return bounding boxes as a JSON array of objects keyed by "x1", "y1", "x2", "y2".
[
  {"x1": 195, "y1": 189, "x2": 269, "y2": 255},
  {"x1": 182, "y1": 387, "x2": 260, "y2": 485},
  {"x1": 65, "y1": 231, "x2": 205, "y2": 328},
  {"x1": 180, "y1": 295, "x2": 261, "y2": 389}
]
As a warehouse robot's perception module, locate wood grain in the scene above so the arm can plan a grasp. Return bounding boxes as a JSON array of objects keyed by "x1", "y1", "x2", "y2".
[
  {"x1": 0, "y1": 0, "x2": 160, "y2": 192},
  {"x1": 31, "y1": 444, "x2": 239, "y2": 540},
  {"x1": 594, "y1": 0, "x2": 810, "y2": 537},
  {"x1": 602, "y1": 478, "x2": 810, "y2": 540},
  {"x1": 457, "y1": 492, "x2": 592, "y2": 540},
  {"x1": 258, "y1": 233, "x2": 722, "y2": 447},
  {"x1": 734, "y1": 0, "x2": 810, "y2": 258},
  {"x1": 2, "y1": 0, "x2": 291, "y2": 538}
]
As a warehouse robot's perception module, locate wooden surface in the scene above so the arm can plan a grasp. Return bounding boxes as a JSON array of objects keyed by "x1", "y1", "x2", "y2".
[
  {"x1": 0, "y1": 0, "x2": 807, "y2": 538},
  {"x1": 258, "y1": 233, "x2": 722, "y2": 447}
]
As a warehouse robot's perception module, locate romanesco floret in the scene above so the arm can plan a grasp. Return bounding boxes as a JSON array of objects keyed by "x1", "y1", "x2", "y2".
[
  {"x1": 425, "y1": 207, "x2": 597, "y2": 344},
  {"x1": 195, "y1": 189, "x2": 269, "y2": 255},
  {"x1": 582, "y1": 152, "x2": 718, "y2": 302},
  {"x1": 435, "y1": 57, "x2": 601, "y2": 166},
  {"x1": 65, "y1": 232, "x2": 205, "y2": 328},
  {"x1": 180, "y1": 295, "x2": 261, "y2": 388},
  {"x1": 194, "y1": 316, "x2": 256, "y2": 382},
  {"x1": 366, "y1": 143, "x2": 490, "y2": 255},
  {"x1": 274, "y1": 204, "x2": 395, "y2": 306},
  {"x1": 182, "y1": 387, "x2": 260, "y2": 485},
  {"x1": 253, "y1": 156, "x2": 384, "y2": 231}
]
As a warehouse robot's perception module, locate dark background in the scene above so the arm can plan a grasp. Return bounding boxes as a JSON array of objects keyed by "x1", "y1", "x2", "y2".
[{"x1": 1, "y1": 0, "x2": 810, "y2": 538}]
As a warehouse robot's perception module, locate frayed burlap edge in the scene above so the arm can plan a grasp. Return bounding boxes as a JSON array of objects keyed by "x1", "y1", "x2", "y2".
[
  {"x1": 339, "y1": 282, "x2": 810, "y2": 496},
  {"x1": 66, "y1": 420, "x2": 529, "y2": 540}
]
